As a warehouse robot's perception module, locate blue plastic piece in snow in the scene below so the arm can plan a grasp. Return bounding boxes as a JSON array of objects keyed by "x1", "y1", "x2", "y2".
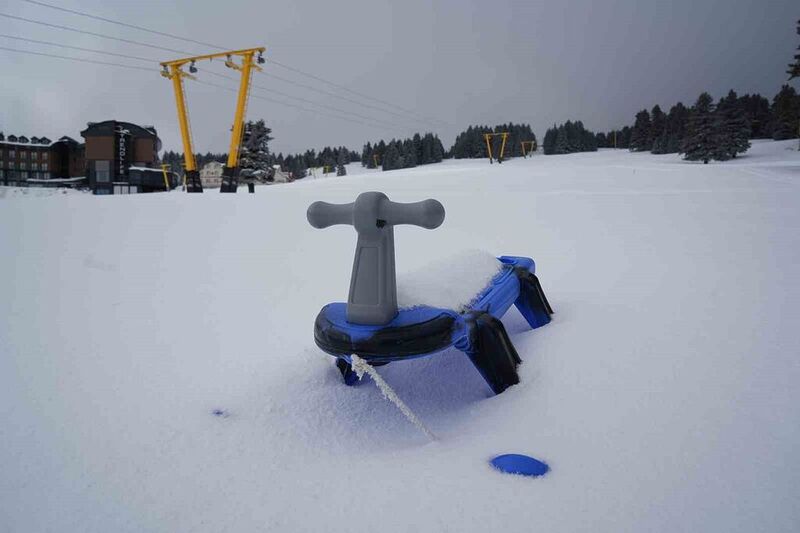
[{"x1": 490, "y1": 454, "x2": 549, "y2": 477}]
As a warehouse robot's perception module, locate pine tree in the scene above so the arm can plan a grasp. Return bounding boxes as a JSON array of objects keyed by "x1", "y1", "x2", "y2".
[
  {"x1": 681, "y1": 93, "x2": 716, "y2": 164},
  {"x1": 336, "y1": 147, "x2": 347, "y2": 176},
  {"x1": 238, "y1": 119, "x2": 273, "y2": 180},
  {"x1": 770, "y1": 85, "x2": 799, "y2": 141},
  {"x1": 789, "y1": 18, "x2": 800, "y2": 149},
  {"x1": 620, "y1": 126, "x2": 632, "y2": 148},
  {"x1": 716, "y1": 90, "x2": 751, "y2": 158},
  {"x1": 740, "y1": 94, "x2": 772, "y2": 138},
  {"x1": 595, "y1": 132, "x2": 607, "y2": 148},
  {"x1": 362, "y1": 142, "x2": 373, "y2": 167},
  {"x1": 554, "y1": 125, "x2": 569, "y2": 154},
  {"x1": 432, "y1": 135, "x2": 445, "y2": 162},
  {"x1": 543, "y1": 126, "x2": 557, "y2": 154},
  {"x1": 664, "y1": 102, "x2": 689, "y2": 153},
  {"x1": 788, "y1": 19, "x2": 800, "y2": 80},
  {"x1": 382, "y1": 142, "x2": 399, "y2": 171},
  {"x1": 652, "y1": 132, "x2": 668, "y2": 154},
  {"x1": 650, "y1": 105, "x2": 666, "y2": 151},
  {"x1": 629, "y1": 109, "x2": 652, "y2": 151},
  {"x1": 291, "y1": 155, "x2": 307, "y2": 179}
]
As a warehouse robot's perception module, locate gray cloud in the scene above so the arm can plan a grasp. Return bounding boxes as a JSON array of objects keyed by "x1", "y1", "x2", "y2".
[{"x1": 1, "y1": 0, "x2": 798, "y2": 155}]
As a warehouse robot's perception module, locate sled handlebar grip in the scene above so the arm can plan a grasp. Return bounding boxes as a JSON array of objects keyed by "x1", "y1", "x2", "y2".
[
  {"x1": 307, "y1": 193, "x2": 444, "y2": 230},
  {"x1": 381, "y1": 199, "x2": 445, "y2": 229},
  {"x1": 307, "y1": 192, "x2": 446, "y2": 325},
  {"x1": 307, "y1": 201, "x2": 355, "y2": 228}
]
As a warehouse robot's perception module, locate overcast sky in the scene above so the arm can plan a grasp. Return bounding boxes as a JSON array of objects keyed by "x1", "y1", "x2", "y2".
[{"x1": 1, "y1": 0, "x2": 798, "y2": 155}]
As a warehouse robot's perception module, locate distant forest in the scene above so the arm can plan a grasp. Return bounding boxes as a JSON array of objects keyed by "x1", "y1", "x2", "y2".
[
  {"x1": 599, "y1": 85, "x2": 799, "y2": 162},
  {"x1": 449, "y1": 123, "x2": 537, "y2": 160},
  {"x1": 361, "y1": 133, "x2": 446, "y2": 171},
  {"x1": 160, "y1": 84, "x2": 799, "y2": 177},
  {"x1": 160, "y1": 120, "x2": 360, "y2": 180}
]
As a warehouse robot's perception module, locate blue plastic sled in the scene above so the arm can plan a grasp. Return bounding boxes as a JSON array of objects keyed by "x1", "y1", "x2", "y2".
[{"x1": 314, "y1": 256, "x2": 553, "y2": 394}]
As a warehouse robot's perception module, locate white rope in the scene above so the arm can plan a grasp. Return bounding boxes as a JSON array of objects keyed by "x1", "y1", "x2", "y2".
[{"x1": 350, "y1": 354, "x2": 436, "y2": 442}]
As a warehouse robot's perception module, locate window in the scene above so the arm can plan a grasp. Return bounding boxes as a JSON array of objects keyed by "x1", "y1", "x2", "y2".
[
  {"x1": 42, "y1": 152, "x2": 49, "y2": 161},
  {"x1": 19, "y1": 161, "x2": 26, "y2": 170},
  {"x1": 0, "y1": 169, "x2": 4, "y2": 178},
  {"x1": 113, "y1": 184, "x2": 139, "y2": 194},
  {"x1": 20, "y1": 171, "x2": 28, "y2": 179},
  {"x1": 42, "y1": 163, "x2": 48, "y2": 172},
  {"x1": 31, "y1": 163, "x2": 38, "y2": 171},
  {"x1": 9, "y1": 150, "x2": 15, "y2": 159},
  {"x1": 20, "y1": 150, "x2": 27, "y2": 159},
  {"x1": 95, "y1": 160, "x2": 111, "y2": 183}
]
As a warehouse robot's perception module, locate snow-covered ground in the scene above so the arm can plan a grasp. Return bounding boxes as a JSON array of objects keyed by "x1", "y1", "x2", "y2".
[
  {"x1": 0, "y1": 185, "x2": 89, "y2": 198},
  {"x1": 1, "y1": 140, "x2": 799, "y2": 532}
]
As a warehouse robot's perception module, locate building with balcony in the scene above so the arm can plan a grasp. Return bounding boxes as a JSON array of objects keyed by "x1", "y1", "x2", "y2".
[{"x1": 0, "y1": 133, "x2": 85, "y2": 187}]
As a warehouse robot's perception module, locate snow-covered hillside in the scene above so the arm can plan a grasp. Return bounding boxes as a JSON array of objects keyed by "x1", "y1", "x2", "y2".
[{"x1": 2, "y1": 140, "x2": 799, "y2": 532}]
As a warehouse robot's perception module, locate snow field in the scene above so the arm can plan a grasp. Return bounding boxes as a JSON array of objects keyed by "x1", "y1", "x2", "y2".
[{"x1": 1, "y1": 140, "x2": 799, "y2": 532}]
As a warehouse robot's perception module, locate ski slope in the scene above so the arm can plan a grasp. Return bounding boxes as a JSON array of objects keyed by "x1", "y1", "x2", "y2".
[{"x1": 1, "y1": 140, "x2": 799, "y2": 532}]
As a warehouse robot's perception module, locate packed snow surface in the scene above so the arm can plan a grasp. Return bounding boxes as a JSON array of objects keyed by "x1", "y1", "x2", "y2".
[
  {"x1": 397, "y1": 249, "x2": 501, "y2": 310},
  {"x1": 2, "y1": 140, "x2": 799, "y2": 532}
]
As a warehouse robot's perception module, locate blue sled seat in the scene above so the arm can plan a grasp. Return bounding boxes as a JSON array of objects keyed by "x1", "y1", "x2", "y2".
[{"x1": 314, "y1": 256, "x2": 553, "y2": 394}]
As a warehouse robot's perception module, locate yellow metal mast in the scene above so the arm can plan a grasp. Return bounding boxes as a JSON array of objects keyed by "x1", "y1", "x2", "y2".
[
  {"x1": 161, "y1": 64, "x2": 200, "y2": 191},
  {"x1": 483, "y1": 132, "x2": 509, "y2": 164},
  {"x1": 521, "y1": 140, "x2": 536, "y2": 158},
  {"x1": 160, "y1": 47, "x2": 265, "y2": 193},
  {"x1": 483, "y1": 133, "x2": 494, "y2": 163},
  {"x1": 160, "y1": 163, "x2": 172, "y2": 191}
]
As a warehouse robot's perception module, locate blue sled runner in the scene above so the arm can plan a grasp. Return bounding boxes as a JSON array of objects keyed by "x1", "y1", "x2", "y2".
[{"x1": 314, "y1": 256, "x2": 553, "y2": 394}]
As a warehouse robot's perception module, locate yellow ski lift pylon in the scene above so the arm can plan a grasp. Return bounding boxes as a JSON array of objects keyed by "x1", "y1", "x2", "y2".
[
  {"x1": 521, "y1": 140, "x2": 537, "y2": 158},
  {"x1": 160, "y1": 47, "x2": 266, "y2": 193},
  {"x1": 160, "y1": 163, "x2": 172, "y2": 191},
  {"x1": 483, "y1": 132, "x2": 509, "y2": 164}
]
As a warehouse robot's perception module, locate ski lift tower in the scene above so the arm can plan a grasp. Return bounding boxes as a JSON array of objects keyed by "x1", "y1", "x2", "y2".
[{"x1": 160, "y1": 47, "x2": 266, "y2": 193}]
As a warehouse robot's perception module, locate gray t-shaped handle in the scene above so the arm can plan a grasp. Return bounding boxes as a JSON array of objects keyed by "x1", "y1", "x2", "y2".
[{"x1": 308, "y1": 191, "x2": 445, "y2": 325}]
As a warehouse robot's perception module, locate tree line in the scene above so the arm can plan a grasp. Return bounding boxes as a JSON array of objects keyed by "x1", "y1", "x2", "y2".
[
  {"x1": 448, "y1": 123, "x2": 536, "y2": 160},
  {"x1": 597, "y1": 85, "x2": 798, "y2": 162},
  {"x1": 542, "y1": 121, "x2": 598, "y2": 155},
  {"x1": 361, "y1": 133, "x2": 446, "y2": 171},
  {"x1": 160, "y1": 120, "x2": 361, "y2": 180}
]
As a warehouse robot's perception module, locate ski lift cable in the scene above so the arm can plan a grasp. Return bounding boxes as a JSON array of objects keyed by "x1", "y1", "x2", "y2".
[
  {"x1": 0, "y1": 12, "x2": 193, "y2": 55},
  {"x1": 0, "y1": 33, "x2": 156, "y2": 62},
  {"x1": 0, "y1": 44, "x2": 152, "y2": 71},
  {"x1": 15, "y1": 0, "x2": 452, "y2": 128},
  {"x1": 254, "y1": 70, "x2": 433, "y2": 127},
  {"x1": 0, "y1": 33, "x2": 405, "y2": 129},
  {"x1": 0, "y1": 45, "x2": 401, "y2": 134},
  {"x1": 193, "y1": 79, "x2": 402, "y2": 134},
  {"x1": 200, "y1": 69, "x2": 402, "y2": 129},
  {"x1": 20, "y1": 0, "x2": 228, "y2": 51},
  {"x1": 1, "y1": 12, "x2": 435, "y2": 129}
]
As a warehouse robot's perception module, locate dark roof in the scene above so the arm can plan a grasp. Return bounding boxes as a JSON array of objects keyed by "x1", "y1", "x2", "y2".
[
  {"x1": 81, "y1": 120, "x2": 161, "y2": 151},
  {"x1": 81, "y1": 120, "x2": 157, "y2": 138}
]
